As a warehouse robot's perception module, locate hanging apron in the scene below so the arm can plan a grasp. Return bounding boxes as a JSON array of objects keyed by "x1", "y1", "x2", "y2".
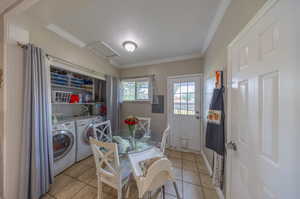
[{"x1": 205, "y1": 87, "x2": 225, "y2": 156}]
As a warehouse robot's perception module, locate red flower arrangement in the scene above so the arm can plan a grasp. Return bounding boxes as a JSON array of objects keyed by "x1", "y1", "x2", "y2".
[
  {"x1": 124, "y1": 116, "x2": 139, "y2": 126},
  {"x1": 124, "y1": 116, "x2": 139, "y2": 135},
  {"x1": 100, "y1": 105, "x2": 107, "y2": 116}
]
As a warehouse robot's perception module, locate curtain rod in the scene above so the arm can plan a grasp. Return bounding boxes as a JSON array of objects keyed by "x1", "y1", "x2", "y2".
[{"x1": 17, "y1": 42, "x2": 106, "y2": 77}]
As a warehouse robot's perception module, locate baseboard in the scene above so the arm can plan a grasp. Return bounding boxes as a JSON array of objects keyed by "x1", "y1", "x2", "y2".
[{"x1": 201, "y1": 150, "x2": 213, "y2": 176}]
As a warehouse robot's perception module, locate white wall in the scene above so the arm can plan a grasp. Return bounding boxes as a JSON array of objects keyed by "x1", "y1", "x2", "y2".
[
  {"x1": 11, "y1": 14, "x2": 119, "y2": 77},
  {"x1": 0, "y1": 13, "x2": 5, "y2": 199},
  {"x1": 1, "y1": 4, "x2": 119, "y2": 199},
  {"x1": 3, "y1": 41, "x2": 24, "y2": 199},
  {"x1": 202, "y1": 0, "x2": 268, "y2": 166},
  {"x1": 119, "y1": 58, "x2": 203, "y2": 139}
]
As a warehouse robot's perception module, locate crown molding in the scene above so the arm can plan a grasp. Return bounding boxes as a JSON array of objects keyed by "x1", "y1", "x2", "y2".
[
  {"x1": 201, "y1": 0, "x2": 232, "y2": 55},
  {"x1": 46, "y1": 24, "x2": 86, "y2": 48},
  {"x1": 118, "y1": 53, "x2": 202, "y2": 68},
  {"x1": 0, "y1": 0, "x2": 18, "y2": 14}
]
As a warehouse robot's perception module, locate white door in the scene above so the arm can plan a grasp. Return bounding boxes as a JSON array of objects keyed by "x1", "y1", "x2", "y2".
[
  {"x1": 227, "y1": 0, "x2": 300, "y2": 198},
  {"x1": 168, "y1": 74, "x2": 202, "y2": 152}
]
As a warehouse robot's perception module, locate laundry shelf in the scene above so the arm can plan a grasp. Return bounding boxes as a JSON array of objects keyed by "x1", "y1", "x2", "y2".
[
  {"x1": 52, "y1": 84, "x2": 93, "y2": 93},
  {"x1": 52, "y1": 102, "x2": 95, "y2": 105}
]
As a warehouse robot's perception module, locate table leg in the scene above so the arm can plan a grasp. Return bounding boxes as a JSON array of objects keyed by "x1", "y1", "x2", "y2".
[{"x1": 173, "y1": 181, "x2": 181, "y2": 199}]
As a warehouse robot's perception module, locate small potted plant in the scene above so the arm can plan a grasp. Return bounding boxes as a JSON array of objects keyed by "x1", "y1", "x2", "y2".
[{"x1": 124, "y1": 116, "x2": 139, "y2": 148}]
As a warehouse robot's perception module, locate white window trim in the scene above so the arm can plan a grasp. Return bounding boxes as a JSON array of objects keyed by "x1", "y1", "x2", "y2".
[{"x1": 121, "y1": 77, "x2": 153, "y2": 102}]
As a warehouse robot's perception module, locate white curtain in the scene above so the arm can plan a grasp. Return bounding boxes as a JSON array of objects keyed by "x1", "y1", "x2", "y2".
[{"x1": 19, "y1": 44, "x2": 54, "y2": 199}]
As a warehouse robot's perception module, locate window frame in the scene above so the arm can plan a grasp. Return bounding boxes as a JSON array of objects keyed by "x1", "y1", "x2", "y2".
[
  {"x1": 121, "y1": 77, "x2": 152, "y2": 102},
  {"x1": 173, "y1": 80, "x2": 196, "y2": 116}
]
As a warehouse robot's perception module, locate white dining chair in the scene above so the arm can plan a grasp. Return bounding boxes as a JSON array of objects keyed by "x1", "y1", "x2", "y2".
[
  {"x1": 135, "y1": 117, "x2": 151, "y2": 137},
  {"x1": 93, "y1": 120, "x2": 113, "y2": 142},
  {"x1": 160, "y1": 125, "x2": 170, "y2": 154},
  {"x1": 89, "y1": 137, "x2": 131, "y2": 199},
  {"x1": 128, "y1": 148, "x2": 181, "y2": 199}
]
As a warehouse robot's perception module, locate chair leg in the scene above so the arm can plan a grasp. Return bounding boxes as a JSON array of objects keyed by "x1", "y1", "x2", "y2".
[
  {"x1": 172, "y1": 181, "x2": 181, "y2": 199},
  {"x1": 97, "y1": 177, "x2": 102, "y2": 199},
  {"x1": 117, "y1": 188, "x2": 122, "y2": 199},
  {"x1": 125, "y1": 183, "x2": 131, "y2": 198},
  {"x1": 162, "y1": 185, "x2": 165, "y2": 199}
]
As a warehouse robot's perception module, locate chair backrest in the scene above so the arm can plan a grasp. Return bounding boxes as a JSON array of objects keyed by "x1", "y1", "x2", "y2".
[
  {"x1": 135, "y1": 117, "x2": 151, "y2": 136},
  {"x1": 138, "y1": 158, "x2": 174, "y2": 197},
  {"x1": 90, "y1": 137, "x2": 120, "y2": 180},
  {"x1": 93, "y1": 120, "x2": 113, "y2": 142},
  {"x1": 160, "y1": 125, "x2": 170, "y2": 154}
]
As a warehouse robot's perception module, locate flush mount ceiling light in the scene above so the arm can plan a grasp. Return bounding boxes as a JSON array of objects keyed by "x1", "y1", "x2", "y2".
[{"x1": 122, "y1": 41, "x2": 138, "y2": 52}]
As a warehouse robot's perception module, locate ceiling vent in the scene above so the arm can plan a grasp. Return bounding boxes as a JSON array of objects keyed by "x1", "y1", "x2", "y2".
[{"x1": 86, "y1": 41, "x2": 120, "y2": 59}]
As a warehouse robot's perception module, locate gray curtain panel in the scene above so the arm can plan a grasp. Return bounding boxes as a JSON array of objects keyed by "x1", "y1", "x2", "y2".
[
  {"x1": 106, "y1": 75, "x2": 121, "y2": 132},
  {"x1": 19, "y1": 44, "x2": 54, "y2": 199}
]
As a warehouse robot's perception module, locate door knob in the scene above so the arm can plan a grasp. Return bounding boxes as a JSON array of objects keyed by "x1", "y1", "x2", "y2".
[{"x1": 227, "y1": 141, "x2": 237, "y2": 151}]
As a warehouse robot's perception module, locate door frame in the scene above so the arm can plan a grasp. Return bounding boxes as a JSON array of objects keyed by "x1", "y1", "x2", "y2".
[
  {"x1": 226, "y1": 0, "x2": 279, "y2": 198},
  {"x1": 167, "y1": 73, "x2": 204, "y2": 152}
]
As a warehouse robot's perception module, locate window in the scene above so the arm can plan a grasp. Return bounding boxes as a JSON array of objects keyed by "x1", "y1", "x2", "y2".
[
  {"x1": 173, "y1": 81, "x2": 195, "y2": 115},
  {"x1": 121, "y1": 78, "x2": 152, "y2": 101}
]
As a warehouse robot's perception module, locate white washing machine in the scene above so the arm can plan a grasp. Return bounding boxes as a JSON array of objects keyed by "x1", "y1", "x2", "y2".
[
  {"x1": 76, "y1": 116, "x2": 104, "y2": 162},
  {"x1": 52, "y1": 121, "x2": 76, "y2": 176}
]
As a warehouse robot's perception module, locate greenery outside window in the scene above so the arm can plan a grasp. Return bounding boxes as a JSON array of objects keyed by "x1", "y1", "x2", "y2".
[{"x1": 121, "y1": 78, "x2": 152, "y2": 102}]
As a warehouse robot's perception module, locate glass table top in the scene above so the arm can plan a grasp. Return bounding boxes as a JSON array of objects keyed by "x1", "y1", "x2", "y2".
[{"x1": 112, "y1": 129, "x2": 157, "y2": 155}]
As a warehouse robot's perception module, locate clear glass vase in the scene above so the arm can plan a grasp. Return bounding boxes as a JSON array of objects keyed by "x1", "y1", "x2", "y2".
[{"x1": 128, "y1": 125, "x2": 136, "y2": 149}]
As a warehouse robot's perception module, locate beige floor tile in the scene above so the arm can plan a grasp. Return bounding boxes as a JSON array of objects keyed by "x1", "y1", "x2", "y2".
[
  {"x1": 49, "y1": 174, "x2": 75, "y2": 195},
  {"x1": 72, "y1": 185, "x2": 97, "y2": 199},
  {"x1": 103, "y1": 192, "x2": 114, "y2": 199},
  {"x1": 106, "y1": 189, "x2": 120, "y2": 199},
  {"x1": 182, "y1": 160, "x2": 197, "y2": 172},
  {"x1": 203, "y1": 188, "x2": 219, "y2": 199},
  {"x1": 183, "y1": 169, "x2": 201, "y2": 186},
  {"x1": 40, "y1": 194, "x2": 55, "y2": 199},
  {"x1": 54, "y1": 181, "x2": 86, "y2": 199},
  {"x1": 64, "y1": 162, "x2": 92, "y2": 178},
  {"x1": 167, "y1": 150, "x2": 182, "y2": 159},
  {"x1": 152, "y1": 192, "x2": 176, "y2": 199},
  {"x1": 88, "y1": 179, "x2": 116, "y2": 195},
  {"x1": 78, "y1": 167, "x2": 97, "y2": 183},
  {"x1": 47, "y1": 151, "x2": 213, "y2": 199},
  {"x1": 183, "y1": 182, "x2": 204, "y2": 199},
  {"x1": 172, "y1": 167, "x2": 182, "y2": 180},
  {"x1": 181, "y1": 152, "x2": 196, "y2": 161},
  {"x1": 199, "y1": 173, "x2": 214, "y2": 189},
  {"x1": 164, "y1": 180, "x2": 182, "y2": 197},
  {"x1": 103, "y1": 184, "x2": 114, "y2": 194},
  {"x1": 169, "y1": 157, "x2": 182, "y2": 169},
  {"x1": 80, "y1": 156, "x2": 96, "y2": 167},
  {"x1": 195, "y1": 155, "x2": 205, "y2": 164},
  {"x1": 196, "y1": 159, "x2": 210, "y2": 174},
  {"x1": 87, "y1": 176, "x2": 98, "y2": 188},
  {"x1": 164, "y1": 193, "x2": 177, "y2": 199}
]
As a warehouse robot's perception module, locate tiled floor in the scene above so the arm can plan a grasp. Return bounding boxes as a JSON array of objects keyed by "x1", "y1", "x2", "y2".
[{"x1": 41, "y1": 149, "x2": 219, "y2": 199}]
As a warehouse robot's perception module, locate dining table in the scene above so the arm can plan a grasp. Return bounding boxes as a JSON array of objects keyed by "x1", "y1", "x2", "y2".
[
  {"x1": 111, "y1": 129, "x2": 179, "y2": 198},
  {"x1": 112, "y1": 129, "x2": 159, "y2": 155}
]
